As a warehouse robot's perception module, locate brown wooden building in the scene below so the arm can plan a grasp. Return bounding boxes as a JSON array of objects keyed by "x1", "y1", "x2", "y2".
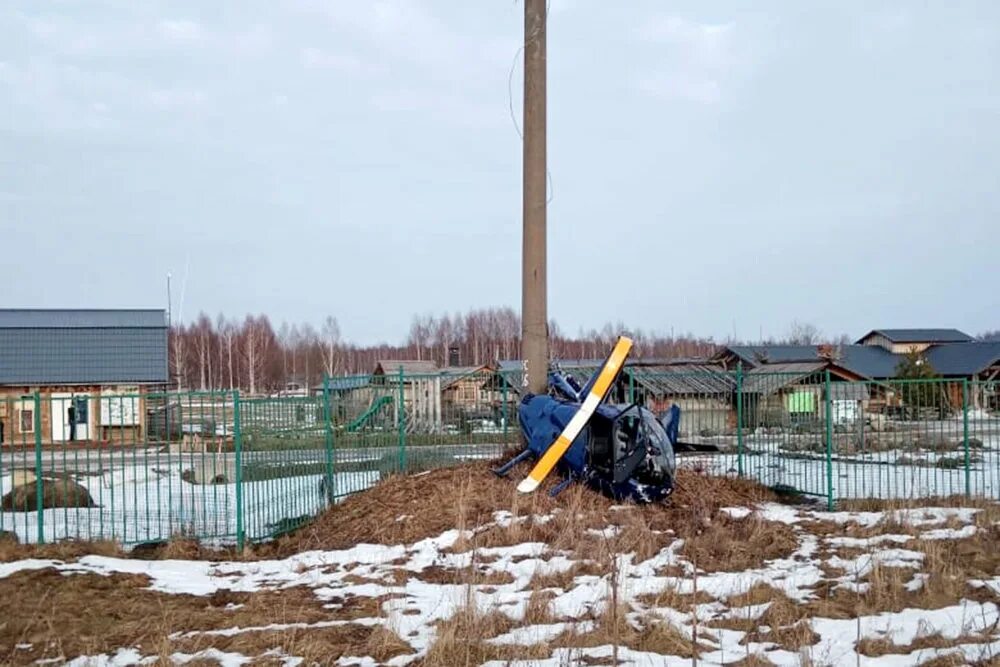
[{"x1": 0, "y1": 309, "x2": 168, "y2": 445}]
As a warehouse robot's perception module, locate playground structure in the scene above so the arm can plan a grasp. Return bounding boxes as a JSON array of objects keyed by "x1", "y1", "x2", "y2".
[{"x1": 331, "y1": 370, "x2": 512, "y2": 435}]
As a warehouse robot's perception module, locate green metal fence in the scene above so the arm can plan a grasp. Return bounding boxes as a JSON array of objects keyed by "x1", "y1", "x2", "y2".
[
  {"x1": 1, "y1": 370, "x2": 997, "y2": 549},
  {"x1": 627, "y1": 368, "x2": 1000, "y2": 509}
]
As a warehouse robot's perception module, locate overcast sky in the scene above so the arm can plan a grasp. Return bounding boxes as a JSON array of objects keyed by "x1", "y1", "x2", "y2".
[{"x1": 3, "y1": 1, "x2": 998, "y2": 344}]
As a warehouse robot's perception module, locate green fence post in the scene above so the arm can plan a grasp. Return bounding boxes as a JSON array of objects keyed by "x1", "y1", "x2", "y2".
[
  {"x1": 736, "y1": 364, "x2": 744, "y2": 478},
  {"x1": 397, "y1": 366, "x2": 406, "y2": 472},
  {"x1": 34, "y1": 391, "x2": 44, "y2": 544},
  {"x1": 323, "y1": 375, "x2": 335, "y2": 504},
  {"x1": 501, "y1": 375, "x2": 509, "y2": 443},
  {"x1": 628, "y1": 371, "x2": 635, "y2": 405},
  {"x1": 233, "y1": 389, "x2": 244, "y2": 551},
  {"x1": 963, "y1": 378, "x2": 970, "y2": 498},
  {"x1": 824, "y1": 369, "x2": 834, "y2": 510}
]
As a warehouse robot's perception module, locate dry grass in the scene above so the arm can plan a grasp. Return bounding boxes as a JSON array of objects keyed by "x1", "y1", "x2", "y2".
[
  {"x1": 551, "y1": 603, "x2": 709, "y2": 659},
  {"x1": 856, "y1": 629, "x2": 993, "y2": 657},
  {"x1": 635, "y1": 585, "x2": 714, "y2": 610},
  {"x1": 0, "y1": 567, "x2": 408, "y2": 666},
  {"x1": 268, "y1": 461, "x2": 775, "y2": 559},
  {"x1": 529, "y1": 561, "x2": 605, "y2": 590},
  {"x1": 523, "y1": 588, "x2": 557, "y2": 625},
  {"x1": 711, "y1": 586, "x2": 818, "y2": 652},
  {"x1": 803, "y1": 521, "x2": 1000, "y2": 619},
  {"x1": 1, "y1": 461, "x2": 776, "y2": 567},
  {"x1": 0, "y1": 538, "x2": 125, "y2": 563},
  {"x1": 0, "y1": 535, "x2": 247, "y2": 564},
  {"x1": 173, "y1": 623, "x2": 407, "y2": 664},
  {"x1": 837, "y1": 495, "x2": 999, "y2": 512},
  {"x1": 415, "y1": 564, "x2": 515, "y2": 586},
  {"x1": 679, "y1": 513, "x2": 799, "y2": 573},
  {"x1": 728, "y1": 655, "x2": 778, "y2": 667},
  {"x1": 417, "y1": 605, "x2": 549, "y2": 667},
  {"x1": 918, "y1": 655, "x2": 971, "y2": 667}
]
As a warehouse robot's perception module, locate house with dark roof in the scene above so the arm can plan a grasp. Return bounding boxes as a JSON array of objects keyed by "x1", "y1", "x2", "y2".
[
  {"x1": 714, "y1": 330, "x2": 1000, "y2": 415},
  {"x1": 712, "y1": 344, "x2": 900, "y2": 379},
  {"x1": 856, "y1": 328, "x2": 974, "y2": 354},
  {"x1": 0, "y1": 309, "x2": 168, "y2": 444}
]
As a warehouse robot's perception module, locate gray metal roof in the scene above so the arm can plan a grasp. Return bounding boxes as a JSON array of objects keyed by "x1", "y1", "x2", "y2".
[
  {"x1": 373, "y1": 360, "x2": 439, "y2": 376},
  {"x1": 925, "y1": 343, "x2": 1000, "y2": 377},
  {"x1": 0, "y1": 309, "x2": 166, "y2": 328},
  {"x1": 0, "y1": 311, "x2": 168, "y2": 385},
  {"x1": 628, "y1": 364, "x2": 734, "y2": 396},
  {"x1": 722, "y1": 344, "x2": 899, "y2": 379},
  {"x1": 317, "y1": 375, "x2": 372, "y2": 392},
  {"x1": 857, "y1": 328, "x2": 973, "y2": 344},
  {"x1": 743, "y1": 362, "x2": 827, "y2": 395}
]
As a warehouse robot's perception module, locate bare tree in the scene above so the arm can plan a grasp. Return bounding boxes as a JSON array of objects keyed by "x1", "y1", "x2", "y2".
[
  {"x1": 299, "y1": 323, "x2": 318, "y2": 388},
  {"x1": 193, "y1": 313, "x2": 214, "y2": 391},
  {"x1": 407, "y1": 314, "x2": 433, "y2": 362},
  {"x1": 786, "y1": 320, "x2": 822, "y2": 345},
  {"x1": 169, "y1": 325, "x2": 186, "y2": 390},
  {"x1": 219, "y1": 317, "x2": 237, "y2": 390},
  {"x1": 320, "y1": 316, "x2": 341, "y2": 378},
  {"x1": 241, "y1": 315, "x2": 272, "y2": 395}
]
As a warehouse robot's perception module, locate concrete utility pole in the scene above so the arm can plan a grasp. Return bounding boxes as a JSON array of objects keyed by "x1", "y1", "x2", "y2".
[{"x1": 521, "y1": 0, "x2": 548, "y2": 394}]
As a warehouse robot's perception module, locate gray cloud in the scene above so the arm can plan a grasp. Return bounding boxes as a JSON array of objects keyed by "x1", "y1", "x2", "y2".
[{"x1": 1, "y1": 0, "x2": 998, "y2": 343}]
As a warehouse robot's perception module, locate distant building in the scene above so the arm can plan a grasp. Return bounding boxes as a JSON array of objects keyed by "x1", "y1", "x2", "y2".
[
  {"x1": 855, "y1": 328, "x2": 974, "y2": 354},
  {"x1": 0, "y1": 309, "x2": 168, "y2": 444},
  {"x1": 440, "y1": 364, "x2": 496, "y2": 418}
]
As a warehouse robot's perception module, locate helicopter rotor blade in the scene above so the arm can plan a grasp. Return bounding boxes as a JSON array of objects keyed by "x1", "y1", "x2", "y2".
[{"x1": 517, "y1": 335, "x2": 633, "y2": 493}]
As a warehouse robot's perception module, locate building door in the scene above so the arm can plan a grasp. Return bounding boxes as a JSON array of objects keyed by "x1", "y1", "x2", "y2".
[{"x1": 51, "y1": 393, "x2": 90, "y2": 442}]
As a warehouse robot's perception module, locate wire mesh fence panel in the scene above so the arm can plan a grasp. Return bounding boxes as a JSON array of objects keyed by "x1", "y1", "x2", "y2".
[
  {"x1": 0, "y1": 390, "x2": 241, "y2": 546},
  {"x1": 828, "y1": 379, "x2": 968, "y2": 502},
  {"x1": 737, "y1": 371, "x2": 833, "y2": 500},
  {"x1": 966, "y1": 380, "x2": 1000, "y2": 499},
  {"x1": 326, "y1": 373, "x2": 403, "y2": 497},
  {"x1": 398, "y1": 370, "x2": 516, "y2": 469},
  {"x1": 239, "y1": 394, "x2": 332, "y2": 541},
  {"x1": 0, "y1": 393, "x2": 41, "y2": 542},
  {"x1": 2, "y1": 373, "x2": 998, "y2": 549}
]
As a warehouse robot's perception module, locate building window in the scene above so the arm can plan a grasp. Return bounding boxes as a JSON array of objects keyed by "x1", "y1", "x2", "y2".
[
  {"x1": 19, "y1": 409, "x2": 34, "y2": 433},
  {"x1": 73, "y1": 396, "x2": 89, "y2": 425}
]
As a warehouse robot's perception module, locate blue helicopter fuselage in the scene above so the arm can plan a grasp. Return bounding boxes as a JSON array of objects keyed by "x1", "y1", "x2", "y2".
[{"x1": 517, "y1": 392, "x2": 679, "y2": 503}]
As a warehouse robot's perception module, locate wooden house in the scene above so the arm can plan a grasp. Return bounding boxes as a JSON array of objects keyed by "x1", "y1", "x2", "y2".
[
  {"x1": 440, "y1": 364, "x2": 497, "y2": 420},
  {"x1": 0, "y1": 309, "x2": 168, "y2": 445}
]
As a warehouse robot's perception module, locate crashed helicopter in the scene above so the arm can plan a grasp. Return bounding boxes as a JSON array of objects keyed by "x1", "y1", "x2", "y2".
[{"x1": 492, "y1": 335, "x2": 717, "y2": 503}]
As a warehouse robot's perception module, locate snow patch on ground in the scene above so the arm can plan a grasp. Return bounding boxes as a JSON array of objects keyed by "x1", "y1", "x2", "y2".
[{"x1": 8, "y1": 499, "x2": 1000, "y2": 665}]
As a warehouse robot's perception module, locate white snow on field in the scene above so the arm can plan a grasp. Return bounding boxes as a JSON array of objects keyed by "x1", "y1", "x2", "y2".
[
  {"x1": 5, "y1": 497, "x2": 1000, "y2": 665},
  {"x1": 682, "y1": 426, "x2": 1000, "y2": 500},
  {"x1": 0, "y1": 465, "x2": 377, "y2": 547}
]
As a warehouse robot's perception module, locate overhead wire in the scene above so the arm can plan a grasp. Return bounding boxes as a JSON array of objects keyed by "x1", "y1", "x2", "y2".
[{"x1": 508, "y1": 0, "x2": 554, "y2": 205}]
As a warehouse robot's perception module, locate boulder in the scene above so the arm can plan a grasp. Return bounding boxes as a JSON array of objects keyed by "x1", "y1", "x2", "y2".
[
  {"x1": 181, "y1": 457, "x2": 236, "y2": 485},
  {"x1": 1, "y1": 478, "x2": 96, "y2": 511}
]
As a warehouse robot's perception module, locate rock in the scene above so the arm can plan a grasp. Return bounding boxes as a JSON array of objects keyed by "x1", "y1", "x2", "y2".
[
  {"x1": 181, "y1": 456, "x2": 236, "y2": 485},
  {"x1": 1, "y1": 479, "x2": 96, "y2": 511}
]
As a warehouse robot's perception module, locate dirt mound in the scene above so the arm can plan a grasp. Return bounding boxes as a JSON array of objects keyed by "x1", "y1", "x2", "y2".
[
  {"x1": 1, "y1": 478, "x2": 96, "y2": 511},
  {"x1": 266, "y1": 458, "x2": 776, "y2": 557}
]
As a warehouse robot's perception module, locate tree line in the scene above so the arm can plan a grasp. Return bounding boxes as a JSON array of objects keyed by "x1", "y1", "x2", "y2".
[
  {"x1": 167, "y1": 308, "x2": 720, "y2": 393},
  {"x1": 168, "y1": 309, "x2": 992, "y2": 394}
]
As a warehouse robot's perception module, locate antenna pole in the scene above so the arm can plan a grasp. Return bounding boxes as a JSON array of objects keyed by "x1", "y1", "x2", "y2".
[
  {"x1": 521, "y1": 0, "x2": 548, "y2": 394},
  {"x1": 166, "y1": 273, "x2": 172, "y2": 329}
]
